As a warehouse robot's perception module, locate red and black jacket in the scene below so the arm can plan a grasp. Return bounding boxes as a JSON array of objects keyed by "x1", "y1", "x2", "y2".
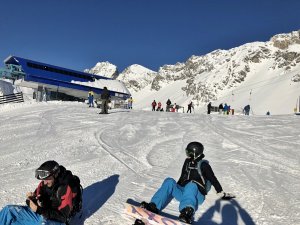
[{"x1": 34, "y1": 166, "x2": 74, "y2": 223}]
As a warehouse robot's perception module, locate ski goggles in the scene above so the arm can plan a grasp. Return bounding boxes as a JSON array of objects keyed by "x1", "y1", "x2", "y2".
[{"x1": 35, "y1": 170, "x2": 53, "y2": 180}]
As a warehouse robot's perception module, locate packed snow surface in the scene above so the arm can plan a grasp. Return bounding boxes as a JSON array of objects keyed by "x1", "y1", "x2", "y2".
[{"x1": 0, "y1": 102, "x2": 299, "y2": 225}]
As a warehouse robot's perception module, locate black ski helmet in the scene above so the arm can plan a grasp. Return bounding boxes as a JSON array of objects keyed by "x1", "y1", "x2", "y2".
[
  {"x1": 35, "y1": 160, "x2": 60, "y2": 180},
  {"x1": 185, "y1": 142, "x2": 204, "y2": 159}
]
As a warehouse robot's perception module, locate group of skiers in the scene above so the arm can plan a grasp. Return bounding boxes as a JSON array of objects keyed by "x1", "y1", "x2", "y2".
[
  {"x1": 151, "y1": 99, "x2": 194, "y2": 113},
  {"x1": 217, "y1": 103, "x2": 233, "y2": 115},
  {"x1": 0, "y1": 142, "x2": 235, "y2": 225}
]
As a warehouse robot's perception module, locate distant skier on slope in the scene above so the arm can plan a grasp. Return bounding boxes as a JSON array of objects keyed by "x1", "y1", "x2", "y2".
[
  {"x1": 99, "y1": 86, "x2": 111, "y2": 114},
  {"x1": 140, "y1": 142, "x2": 235, "y2": 224},
  {"x1": 207, "y1": 102, "x2": 212, "y2": 114},
  {"x1": 187, "y1": 101, "x2": 193, "y2": 113},
  {"x1": 88, "y1": 89, "x2": 94, "y2": 107}
]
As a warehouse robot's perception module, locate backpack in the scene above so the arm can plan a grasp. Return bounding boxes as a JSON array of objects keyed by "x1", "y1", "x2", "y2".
[
  {"x1": 196, "y1": 160, "x2": 212, "y2": 194},
  {"x1": 68, "y1": 175, "x2": 83, "y2": 219}
]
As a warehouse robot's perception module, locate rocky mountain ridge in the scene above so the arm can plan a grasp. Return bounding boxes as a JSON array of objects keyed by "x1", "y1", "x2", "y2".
[{"x1": 86, "y1": 30, "x2": 300, "y2": 113}]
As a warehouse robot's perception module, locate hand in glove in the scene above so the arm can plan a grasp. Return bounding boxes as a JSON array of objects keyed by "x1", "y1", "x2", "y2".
[{"x1": 217, "y1": 191, "x2": 236, "y2": 200}]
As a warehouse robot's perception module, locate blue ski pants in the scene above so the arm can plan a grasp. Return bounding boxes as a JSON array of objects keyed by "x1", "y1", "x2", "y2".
[
  {"x1": 150, "y1": 177, "x2": 205, "y2": 212},
  {"x1": 88, "y1": 96, "x2": 94, "y2": 107},
  {"x1": 0, "y1": 205, "x2": 65, "y2": 225}
]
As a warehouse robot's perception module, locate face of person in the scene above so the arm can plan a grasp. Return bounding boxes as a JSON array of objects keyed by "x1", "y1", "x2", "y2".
[{"x1": 42, "y1": 176, "x2": 55, "y2": 187}]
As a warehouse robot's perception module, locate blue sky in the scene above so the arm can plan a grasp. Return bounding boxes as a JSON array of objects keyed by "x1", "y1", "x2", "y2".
[{"x1": 0, "y1": 0, "x2": 299, "y2": 72}]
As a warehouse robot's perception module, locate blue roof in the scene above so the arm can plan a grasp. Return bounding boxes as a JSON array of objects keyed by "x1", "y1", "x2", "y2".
[{"x1": 3, "y1": 56, "x2": 130, "y2": 100}]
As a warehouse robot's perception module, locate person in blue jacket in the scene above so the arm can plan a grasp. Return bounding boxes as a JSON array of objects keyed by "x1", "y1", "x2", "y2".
[
  {"x1": 88, "y1": 89, "x2": 94, "y2": 107},
  {"x1": 140, "y1": 142, "x2": 235, "y2": 224}
]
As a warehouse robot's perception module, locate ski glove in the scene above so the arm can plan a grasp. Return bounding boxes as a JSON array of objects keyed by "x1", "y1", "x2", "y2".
[{"x1": 217, "y1": 191, "x2": 236, "y2": 200}]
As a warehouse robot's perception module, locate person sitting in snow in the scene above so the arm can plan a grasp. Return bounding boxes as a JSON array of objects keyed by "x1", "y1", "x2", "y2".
[
  {"x1": 0, "y1": 161, "x2": 77, "y2": 225},
  {"x1": 140, "y1": 142, "x2": 235, "y2": 224}
]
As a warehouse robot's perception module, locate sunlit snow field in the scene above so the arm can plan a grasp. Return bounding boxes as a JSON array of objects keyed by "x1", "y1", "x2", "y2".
[{"x1": 0, "y1": 102, "x2": 299, "y2": 225}]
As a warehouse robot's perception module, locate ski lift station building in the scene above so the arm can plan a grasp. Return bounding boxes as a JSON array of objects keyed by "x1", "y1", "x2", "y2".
[{"x1": 0, "y1": 56, "x2": 131, "y2": 101}]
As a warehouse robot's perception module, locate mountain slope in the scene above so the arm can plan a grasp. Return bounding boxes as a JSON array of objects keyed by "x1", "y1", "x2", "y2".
[{"x1": 88, "y1": 30, "x2": 300, "y2": 115}]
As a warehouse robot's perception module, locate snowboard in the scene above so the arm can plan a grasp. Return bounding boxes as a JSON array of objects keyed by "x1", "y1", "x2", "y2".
[{"x1": 124, "y1": 203, "x2": 189, "y2": 225}]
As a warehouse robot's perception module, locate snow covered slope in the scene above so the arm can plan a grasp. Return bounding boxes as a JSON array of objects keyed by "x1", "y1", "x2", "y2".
[{"x1": 0, "y1": 102, "x2": 299, "y2": 225}]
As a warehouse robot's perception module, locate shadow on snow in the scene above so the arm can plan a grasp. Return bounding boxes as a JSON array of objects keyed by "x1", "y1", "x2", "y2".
[
  {"x1": 71, "y1": 174, "x2": 119, "y2": 225},
  {"x1": 195, "y1": 199, "x2": 256, "y2": 225}
]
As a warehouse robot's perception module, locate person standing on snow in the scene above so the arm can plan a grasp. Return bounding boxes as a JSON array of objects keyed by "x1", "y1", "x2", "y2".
[
  {"x1": 140, "y1": 142, "x2": 235, "y2": 224},
  {"x1": 187, "y1": 101, "x2": 193, "y2": 113},
  {"x1": 243, "y1": 105, "x2": 250, "y2": 115},
  {"x1": 152, "y1": 100, "x2": 157, "y2": 111},
  {"x1": 88, "y1": 89, "x2": 94, "y2": 107},
  {"x1": 128, "y1": 97, "x2": 133, "y2": 109},
  {"x1": 99, "y1": 87, "x2": 110, "y2": 114},
  {"x1": 207, "y1": 102, "x2": 212, "y2": 114},
  {"x1": 218, "y1": 103, "x2": 223, "y2": 114},
  {"x1": 166, "y1": 99, "x2": 172, "y2": 112},
  {"x1": 156, "y1": 102, "x2": 162, "y2": 111},
  {"x1": 0, "y1": 161, "x2": 76, "y2": 225}
]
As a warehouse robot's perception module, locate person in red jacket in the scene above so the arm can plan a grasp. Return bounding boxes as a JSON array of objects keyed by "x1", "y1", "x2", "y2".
[
  {"x1": 151, "y1": 100, "x2": 157, "y2": 111},
  {"x1": 0, "y1": 160, "x2": 75, "y2": 225}
]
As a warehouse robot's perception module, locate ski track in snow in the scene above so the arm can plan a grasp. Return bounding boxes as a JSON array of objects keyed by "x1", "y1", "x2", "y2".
[{"x1": 0, "y1": 102, "x2": 300, "y2": 225}]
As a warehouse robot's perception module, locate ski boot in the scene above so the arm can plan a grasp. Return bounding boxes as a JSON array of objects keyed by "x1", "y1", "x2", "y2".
[
  {"x1": 178, "y1": 206, "x2": 194, "y2": 224},
  {"x1": 140, "y1": 201, "x2": 159, "y2": 214},
  {"x1": 133, "y1": 219, "x2": 145, "y2": 225}
]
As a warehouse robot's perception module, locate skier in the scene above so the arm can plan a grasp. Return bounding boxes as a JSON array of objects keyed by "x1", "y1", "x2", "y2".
[
  {"x1": 243, "y1": 105, "x2": 250, "y2": 115},
  {"x1": 207, "y1": 102, "x2": 212, "y2": 114},
  {"x1": 218, "y1": 103, "x2": 223, "y2": 114},
  {"x1": 0, "y1": 160, "x2": 76, "y2": 225},
  {"x1": 156, "y1": 102, "x2": 162, "y2": 111},
  {"x1": 223, "y1": 103, "x2": 228, "y2": 115},
  {"x1": 140, "y1": 142, "x2": 235, "y2": 224},
  {"x1": 166, "y1": 99, "x2": 171, "y2": 112},
  {"x1": 128, "y1": 97, "x2": 133, "y2": 109},
  {"x1": 152, "y1": 100, "x2": 157, "y2": 111},
  {"x1": 187, "y1": 101, "x2": 193, "y2": 113},
  {"x1": 99, "y1": 86, "x2": 110, "y2": 114},
  {"x1": 88, "y1": 89, "x2": 94, "y2": 107}
]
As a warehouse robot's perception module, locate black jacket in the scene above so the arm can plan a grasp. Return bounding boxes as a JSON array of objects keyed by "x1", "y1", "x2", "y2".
[
  {"x1": 177, "y1": 158, "x2": 223, "y2": 195},
  {"x1": 101, "y1": 88, "x2": 110, "y2": 100},
  {"x1": 34, "y1": 166, "x2": 74, "y2": 223}
]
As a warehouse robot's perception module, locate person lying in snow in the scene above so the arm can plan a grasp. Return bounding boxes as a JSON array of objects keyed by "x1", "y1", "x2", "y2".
[{"x1": 140, "y1": 141, "x2": 235, "y2": 224}]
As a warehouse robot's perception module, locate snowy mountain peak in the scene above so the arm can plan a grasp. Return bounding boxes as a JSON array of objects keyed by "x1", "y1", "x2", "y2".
[
  {"x1": 84, "y1": 61, "x2": 119, "y2": 79},
  {"x1": 117, "y1": 64, "x2": 157, "y2": 92}
]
